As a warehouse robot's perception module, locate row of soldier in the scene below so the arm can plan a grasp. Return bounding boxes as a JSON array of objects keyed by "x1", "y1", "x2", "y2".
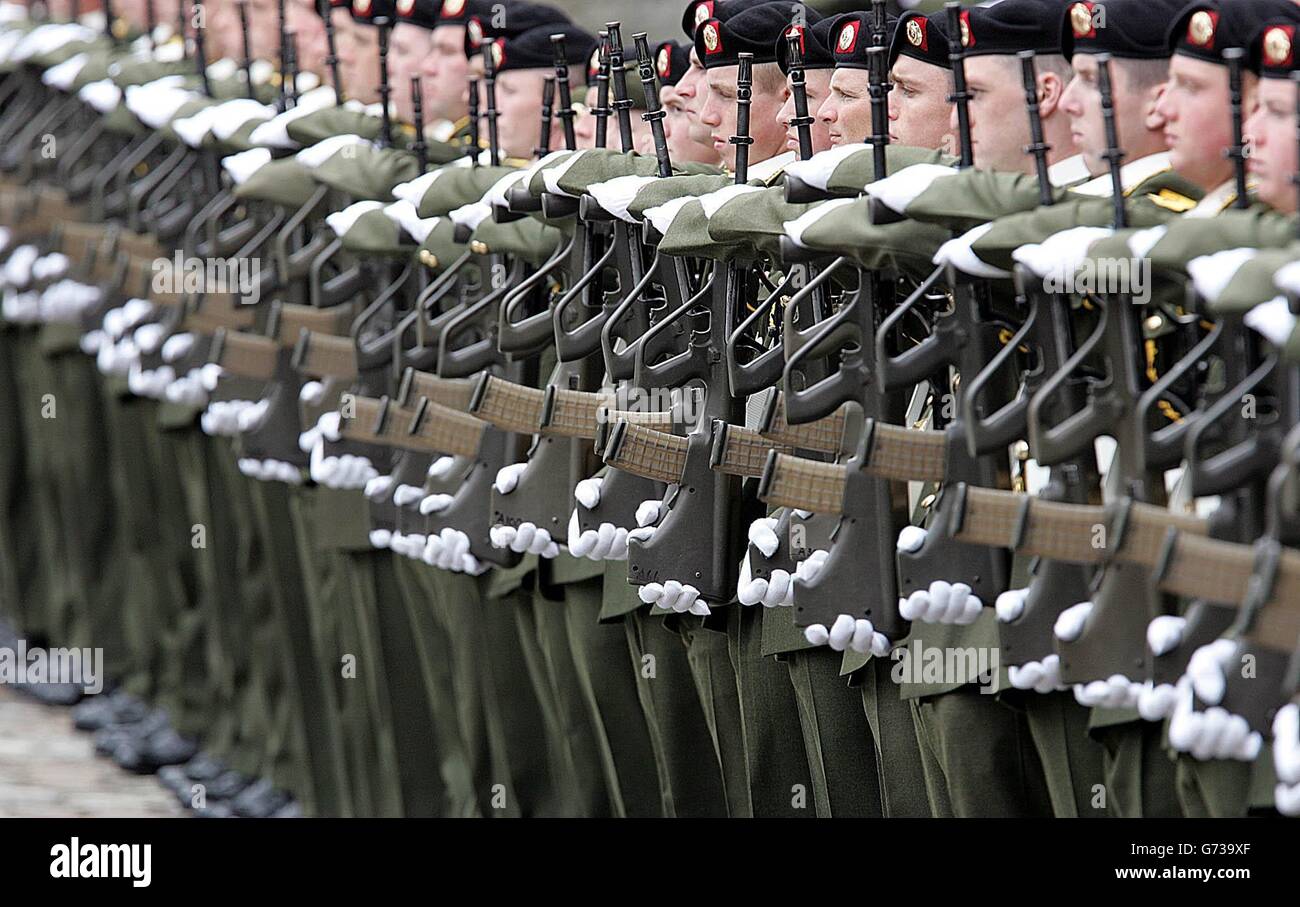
[{"x1": 2, "y1": 0, "x2": 1300, "y2": 819}]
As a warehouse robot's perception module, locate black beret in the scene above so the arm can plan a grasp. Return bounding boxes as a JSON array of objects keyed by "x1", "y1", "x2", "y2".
[
  {"x1": 680, "y1": 0, "x2": 767, "y2": 42},
  {"x1": 436, "y1": 0, "x2": 488, "y2": 26},
  {"x1": 394, "y1": 0, "x2": 438, "y2": 29},
  {"x1": 1250, "y1": 12, "x2": 1300, "y2": 78},
  {"x1": 830, "y1": 12, "x2": 898, "y2": 70},
  {"x1": 1061, "y1": 0, "x2": 1185, "y2": 61},
  {"x1": 654, "y1": 39, "x2": 692, "y2": 85},
  {"x1": 776, "y1": 12, "x2": 835, "y2": 74},
  {"x1": 1169, "y1": 0, "x2": 1300, "y2": 62},
  {"x1": 958, "y1": 0, "x2": 1068, "y2": 57},
  {"x1": 464, "y1": 1, "x2": 571, "y2": 58},
  {"x1": 694, "y1": 1, "x2": 806, "y2": 69},
  {"x1": 350, "y1": 0, "x2": 397, "y2": 25},
  {"x1": 888, "y1": 11, "x2": 947, "y2": 70},
  {"x1": 492, "y1": 23, "x2": 597, "y2": 76}
]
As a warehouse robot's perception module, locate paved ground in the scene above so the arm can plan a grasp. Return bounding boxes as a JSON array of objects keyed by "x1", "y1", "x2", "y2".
[{"x1": 0, "y1": 686, "x2": 185, "y2": 818}]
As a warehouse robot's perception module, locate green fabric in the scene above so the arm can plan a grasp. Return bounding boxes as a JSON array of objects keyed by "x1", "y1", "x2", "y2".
[
  {"x1": 785, "y1": 647, "x2": 883, "y2": 816},
  {"x1": 417, "y1": 216, "x2": 471, "y2": 271},
  {"x1": 850, "y1": 657, "x2": 934, "y2": 816},
  {"x1": 706, "y1": 185, "x2": 813, "y2": 259},
  {"x1": 623, "y1": 605, "x2": 729, "y2": 816},
  {"x1": 909, "y1": 687, "x2": 1054, "y2": 817},
  {"x1": 416, "y1": 165, "x2": 517, "y2": 218},
  {"x1": 469, "y1": 215, "x2": 563, "y2": 267},
  {"x1": 1090, "y1": 721, "x2": 1184, "y2": 817},
  {"x1": 798, "y1": 200, "x2": 953, "y2": 273},
  {"x1": 628, "y1": 173, "x2": 734, "y2": 219},
  {"x1": 285, "y1": 104, "x2": 385, "y2": 147},
  {"x1": 725, "y1": 606, "x2": 815, "y2": 817},
  {"x1": 561, "y1": 577, "x2": 664, "y2": 817},
  {"x1": 311, "y1": 143, "x2": 421, "y2": 201},
  {"x1": 234, "y1": 156, "x2": 320, "y2": 209},
  {"x1": 819, "y1": 144, "x2": 956, "y2": 196},
  {"x1": 1004, "y1": 689, "x2": 1108, "y2": 817},
  {"x1": 1212, "y1": 246, "x2": 1300, "y2": 314},
  {"x1": 337, "y1": 206, "x2": 411, "y2": 257}
]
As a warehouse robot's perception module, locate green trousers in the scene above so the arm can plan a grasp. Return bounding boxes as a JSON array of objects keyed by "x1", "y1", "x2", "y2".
[
  {"x1": 1091, "y1": 720, "x2": 1183, "y2": 817},
  {"x1": 725, "y1": 606, "x2": 814, "y2": 817},
  {"x1": 910, "y1": 686, "x2": 1054, "y2": 817},
  {"x1": 0, "y1": 328, "x2": 45, "y2": 635},
  {"x1": 1013, "y1": 691, "x2": 1108, "y2": 817},
  {"x1": 786, "y1": 648, "x2": 883, "y2": 817},
  {"x1": 854, "y1": 658, "x2": 934, "y2": 816},
  {"x1": 623, "y1": 603, "x2": 729, "y2": 817},
  {"x1": 558, "y1": 576, "x2": 663, "y2": 817}
]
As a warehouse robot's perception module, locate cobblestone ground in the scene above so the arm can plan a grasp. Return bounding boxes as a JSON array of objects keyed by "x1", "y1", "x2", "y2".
[{"x1": 0, "y1": 686, "x2": 185, "y2": 818}]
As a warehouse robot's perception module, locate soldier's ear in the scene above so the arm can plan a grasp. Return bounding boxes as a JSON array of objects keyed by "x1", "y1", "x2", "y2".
[
  {"x1": 1143, "y1": 82, "x2": 1168, "y2": 133},
  {"x1": 1036, "y1": 71, "x2": 1065, "y2": 118}
]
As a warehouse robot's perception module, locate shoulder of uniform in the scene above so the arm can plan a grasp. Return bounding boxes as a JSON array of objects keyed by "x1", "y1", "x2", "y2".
[{"x1": 1143, "y1": 188, "x2": 1199, "y2": 213}]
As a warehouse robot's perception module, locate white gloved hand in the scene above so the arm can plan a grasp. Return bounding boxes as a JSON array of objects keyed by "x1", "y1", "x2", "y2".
[
  {"x1": 423, "y1": 526, "x2": 489, "y2": 575},
  {"x1": 308, "y1": 436, "x2": 377, "y2": 489},
  {"x1": 428, "y1": 456, "x2": 458, "y2": 481},
  {"x1": 1072, "y1": 673, "x2": 1141, "y2": 709},
  {"x1": 161, "y1": 332, "x2": 195, "y2": 363},
  {"x1": 364, "y1": 474, "x2": 395, "y2": 503},
  {"x1": 299, "y1": 380, "x2": 325, "y2": 406},
  {"x1": 419, "y1": 492, "x2": 454, "y2": 515},
  {"x1": 894, "y1": 526, "x2": 983, "y2": 624},
  {"x1": 200, "y1": 399, "x2": 254, "y2": 436},
  {"x1": 393, "y1": 483, "x2": 425, "y2": 507},
  {"x1": 1167, "y1": 676, "x2": 1262, "y2": 762},
  {"x1": 797, "y1": 549, "x2": 890, "y2": 655},
  {"x1": 567, "y1": 477, "x2": 630, "y2": 561},
  {"x1": 623, "y1": 498, "x2": 709, "y2": 614},
  {"x1": 489, "y1": 462, "x2": 560, "y2": 557},
  {"x1": 237, "y1": 457, "x2": 302, "y2": 484},
  {"x1": 1186, "y1": 637, "x2": 1240, "y2": 706},
  {"x1": 1273, "y1": 704, "x2": 1300, "y2": 815},
  {"x1": 736, "y1": 517, "x2": 793, "y2": 607}
]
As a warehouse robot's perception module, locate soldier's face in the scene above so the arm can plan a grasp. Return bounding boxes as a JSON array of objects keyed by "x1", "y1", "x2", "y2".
[
  {"x1": 245, "y1": 0, "x2": 282, "y2": 62},
  {"x1": 700, "y1": 63, "x2": 789, "y2": 169},
  {"x1": 572, "y1": 84, "x2": 653, "y2": 152},
  {"x1": 335, "y1": 11, "x2": 380, "y2": 104},
  {"x1": 286, "y1": 0, "x2": 328, "y2": 77},
  {"x1": 778, "y1": 68, "x2": 832, "y2": 155},
  {"x1": 114, "y1": 0, "x2": 149, "y2": 32},
  {"x1": 388, "y1": 23, "x2": 428, "y2": 123},
  {"x1": 422, "y1": 25, "x2": 469, "y2": 121},
  {"x1": 673, "y1": 49, "x2": 711, "y2": 145},
  {"x1": 889, "y1": 56, "x2": 952, "y2": 150},
  {"x1": 1157, "y1": 54, "x2": 1254, "y2": 192},
  {"x1": 660, "y1": 82, "x2": 720, "y2": 164},
  {"x1": 494, "y1": 69, "x2": 553, "y2": 159},
  {"x1": 955, "y1": 55, "x2": 1064, "y2": 173},
  {"x1": 1063, "y1": 54, "x2": 1169, "y2": 177},
  {"x1": 1245, "y1": 77, "x2": 1298, "y2": 214},
  {"x1": 194, "y1": 0, "x2": 234, "y2": 61},
  {"x1": 820, "y1": 68, "x2": 869, "y2": 146}
]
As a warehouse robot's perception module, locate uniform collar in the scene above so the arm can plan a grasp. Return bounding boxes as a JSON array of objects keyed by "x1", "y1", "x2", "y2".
[
  {"x1": 1047, "y1": 153, "x2": 1091, "y2": 188},
  {"x1": 1068, "y1": 151, "x2": 1173, "y2": 198},
  {"x1": 1185, "y1": 177, "x2": 1255, "y2": 218}
]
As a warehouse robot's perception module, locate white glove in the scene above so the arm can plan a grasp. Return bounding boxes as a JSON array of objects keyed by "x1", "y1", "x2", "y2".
[
  {"x1": 736, "y1": 517, "x2": 793, "y2": 607},
  {"x1": 489, "y1": 462, "x2": 560, "y2": 557},
  {"x1": 237, "y1": 457, "x2": 303, "y2": 484},
  {"x1": 933, "y1": 223, "x2": 1012, "y2": 279},
  {"x1": 393, "y1": 483, "x2": 425, "y2": 507},
  {"x1": 308, "y1": 436, "x2": 377, "y2": 489},
  {"x1": 299, "y1": 380, "x2": 325, "y2": 405},
  {"x1": 797, "y1": 549, "x2": 890, "y2": 655},
  {"x1": 627, "y1": 498, "x2": 710, "y2": 615},
  {"x1": 428, "y1": 456, "x2": 458, "y2": 481},
  {"x1": 364, "y1": 474, "x2": 395, "y2": 503},
  {"x1": 423, "y1": 526, "x2": 488, "y2": 575},
  {"x1": 1167, "y1": 676, "x2": 1261, "y2": 762},
  {"x1": 161, "y1": 332, "x2": 195, "y2": 363},
  {"x1": 567, "y1": 477, "x2": 629, "y2": 561},
  {"x1": 200, "y1": 399, "x2": 255, "y2": 436},
  {"x1": 895, "y1": 526, "x2": 983, "y2": 625},
  {"x1": 419, "y1": 492, "x2": 454, "y2": 515},
  {"x1": 1273, "y1": 704, "x2": 1300, "y2": 815},
  {"x1": 1186, "y1": 637, "x2": 1239, "y2": 706},
  {"x1": 1072, "y1": 673, "x2": 1141, "y2": 709}
]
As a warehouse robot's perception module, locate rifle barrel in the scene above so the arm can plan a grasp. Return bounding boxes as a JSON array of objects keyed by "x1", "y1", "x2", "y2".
[
  {"x1": 1225, "y1": 47, "x2": 1250, "y2": 210},
  {"x1": 1019, "y1": 51, "x2": 1053, "y2": 207},
  {"x1": 945, "y1": 2, "x2": 973, "y2": 168},
  {"x1": 785, "y1": 31, "x2": 814, "y2": 161},
  {"x1": 634, "y1": 33, "x2": 673, "y2": 177},
  {"x1": 551, "y1": 34, "x2": 577, "y2": 150},
  {"x1": 730, "y1": 53, "x2": 754, "y2": 184},
  {"x1": 1096, "y1": 53, "x2": 1127, "y2": 229}
]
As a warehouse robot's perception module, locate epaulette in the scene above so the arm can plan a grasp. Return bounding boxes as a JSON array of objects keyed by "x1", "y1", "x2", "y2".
[{"x1": 1144, "y1": 188, "x2": 1198, "y2": 213}]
